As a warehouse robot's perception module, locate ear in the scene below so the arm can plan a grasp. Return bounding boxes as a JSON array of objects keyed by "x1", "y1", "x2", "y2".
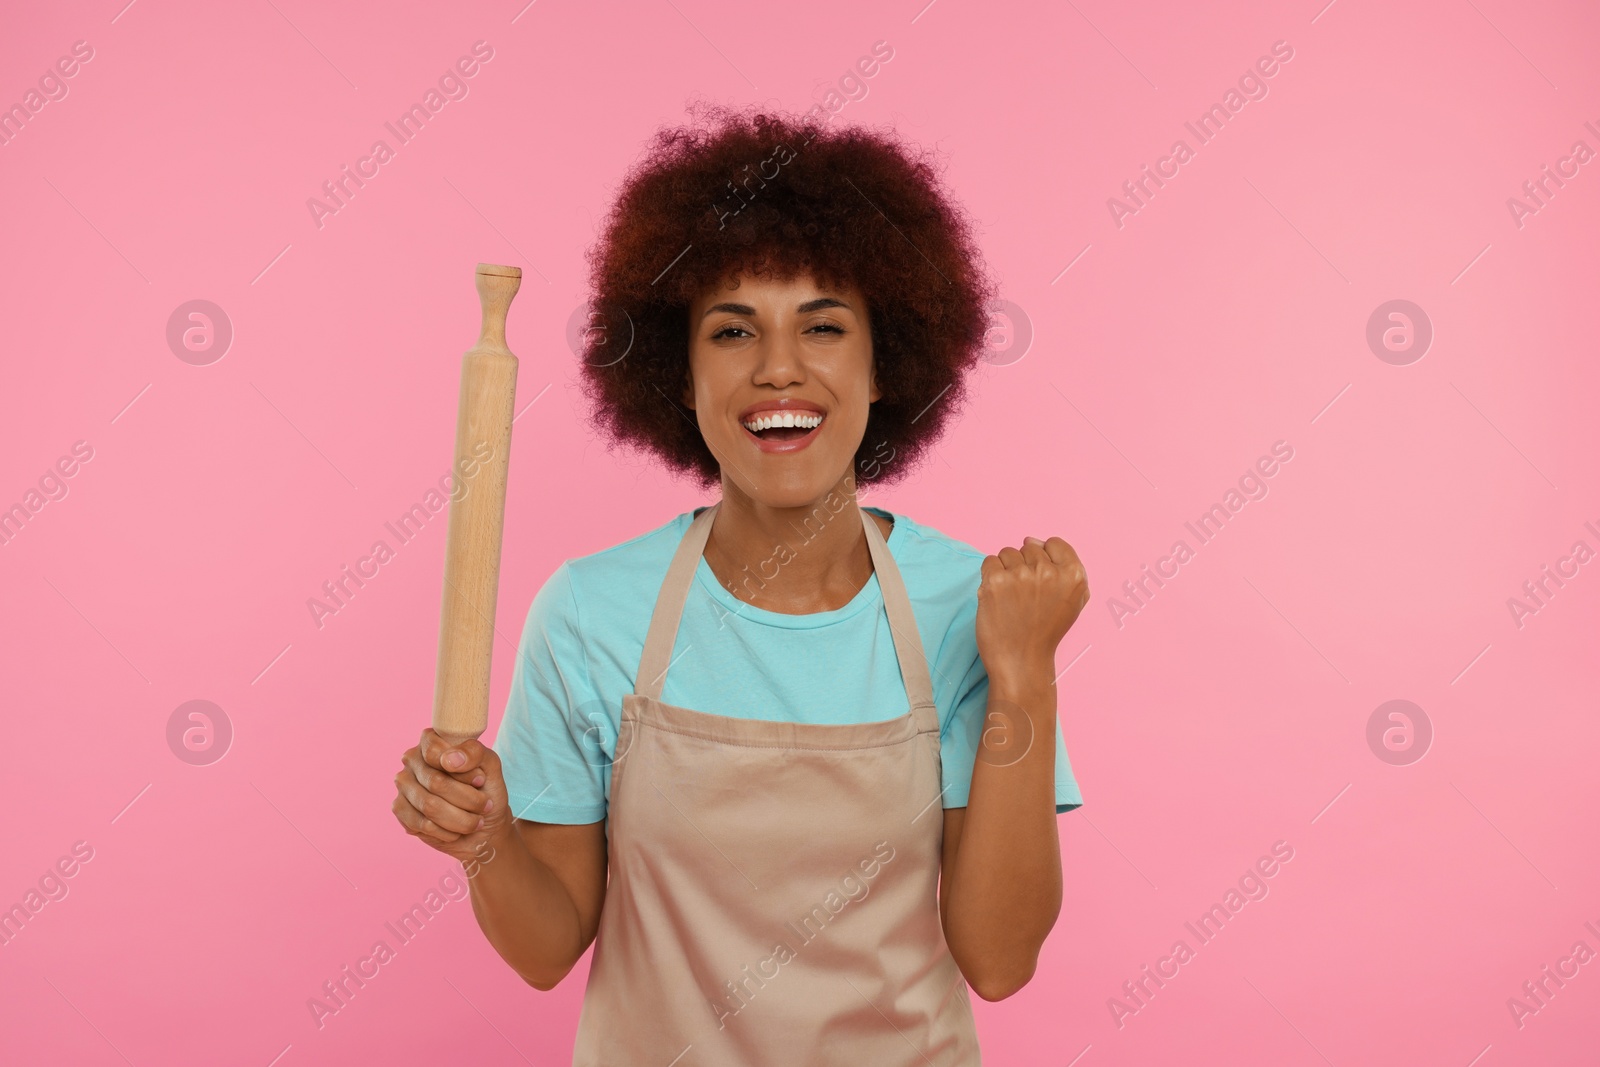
[
  {"x1": 868, "y1": 360, "x2": 881, "y2": 404},
  {"x1": 681, "y1": 367, "x2": 695, "y2": 410}
]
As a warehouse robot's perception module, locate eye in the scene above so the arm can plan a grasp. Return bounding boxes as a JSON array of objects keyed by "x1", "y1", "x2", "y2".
[
  {"x1": 808, "y1": 321, "x2": 845, "y2": 335},
  {"x1": 711, "y1": 325, "x2": 751, "y2": 340}
]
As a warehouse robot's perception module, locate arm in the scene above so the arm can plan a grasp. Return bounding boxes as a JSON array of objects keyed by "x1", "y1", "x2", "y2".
[
  {"x1": 939, "y1": 667, "x2": 1063, "y2": 1001},
  {"x1": 394, "y1": 731, "x2": 608, "y2": 990},
  {"x1": 469, "y1": 815, "x2": 608, "y2": 990},
  {"x1": 939, "y1": 536, "x2": 1088, "y2": 1001}
]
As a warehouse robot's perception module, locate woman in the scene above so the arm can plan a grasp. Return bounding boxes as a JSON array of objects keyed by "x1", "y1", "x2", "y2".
[{"x1": 392, "y1": 105, "x2": 1090, "y2": 1065}]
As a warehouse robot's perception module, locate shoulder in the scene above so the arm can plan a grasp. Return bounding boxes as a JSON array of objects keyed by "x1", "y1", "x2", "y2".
[
  {"x1": 869, "y1": 509, "x2": 991, "y2": 720},
  {"x1": 530, "y1": 508, "x2": 697, "y2": 627},
  {"x1": 876, "y1": 508, "x2": 985, "y2": 579},
  {"x1": 869, "y1": 505, "x2": 987, "y2": 600},
  {"x1": 565, "y1": 507, "x2": 694, "y2": 575}
]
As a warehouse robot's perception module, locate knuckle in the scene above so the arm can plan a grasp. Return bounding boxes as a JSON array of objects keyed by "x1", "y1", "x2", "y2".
[
  {"x1": 419, "y1": 793, "x2": 451, "y2": 822},
  {"x1": 422, "y1": 819, "x2": 459, "y2": 842}
]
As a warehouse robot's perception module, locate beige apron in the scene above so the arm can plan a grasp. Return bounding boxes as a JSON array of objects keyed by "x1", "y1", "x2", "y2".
[{"x1": 571, "y1": 501, "x2": 982, "y2": 1065}]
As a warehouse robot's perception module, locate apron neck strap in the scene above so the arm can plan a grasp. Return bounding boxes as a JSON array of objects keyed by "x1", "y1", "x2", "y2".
[{"x1": 633, "y1": 501, "x2": 940, "y2": 718}]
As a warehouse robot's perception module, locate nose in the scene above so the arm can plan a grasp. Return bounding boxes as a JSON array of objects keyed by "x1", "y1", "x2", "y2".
[{"x1": 751, "y1": 330, "x2": 805, "y2": 388}]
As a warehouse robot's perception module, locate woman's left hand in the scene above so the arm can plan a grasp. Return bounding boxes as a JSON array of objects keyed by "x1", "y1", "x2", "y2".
[{"x1": 974, "y1": 536, "x2": 1090, "y2": 685}]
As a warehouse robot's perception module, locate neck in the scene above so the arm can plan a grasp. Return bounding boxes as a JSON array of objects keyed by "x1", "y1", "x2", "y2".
[{"x1": 703, "y1": 472, "x2": 885, "y2": 614}]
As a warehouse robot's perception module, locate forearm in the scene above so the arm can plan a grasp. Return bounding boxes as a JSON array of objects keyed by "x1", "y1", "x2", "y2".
[
  {"x1": 466, "y1": 823, "x2": 589, "y2": 990},
  {"x1": 944, "y1": 662, "x2": 1063, "y2": 999}
]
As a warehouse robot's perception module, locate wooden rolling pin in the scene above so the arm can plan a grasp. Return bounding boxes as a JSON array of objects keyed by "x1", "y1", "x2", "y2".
[{"x1": 432, "y1": 263, "x2": 521, "y2": 744}]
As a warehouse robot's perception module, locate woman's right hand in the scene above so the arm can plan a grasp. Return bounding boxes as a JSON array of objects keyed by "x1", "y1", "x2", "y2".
[{"x1": 392, "y1": 728, "x2": 512, "y2": 874}]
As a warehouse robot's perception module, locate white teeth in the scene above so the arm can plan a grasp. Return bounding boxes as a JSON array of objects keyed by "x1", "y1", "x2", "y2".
[{"x1": 742, "y1": 411, "x2": 823, "y2": 433}]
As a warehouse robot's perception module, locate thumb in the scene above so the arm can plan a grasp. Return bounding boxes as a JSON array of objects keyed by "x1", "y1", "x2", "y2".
[{"x1": 441, "y1": 741, "x2": 484, "y2": 771}]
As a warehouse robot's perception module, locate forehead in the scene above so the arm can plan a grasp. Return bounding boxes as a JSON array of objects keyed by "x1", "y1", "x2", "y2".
[{"x1": 689, "y1": 271, "x2": 861, "y2": 313}]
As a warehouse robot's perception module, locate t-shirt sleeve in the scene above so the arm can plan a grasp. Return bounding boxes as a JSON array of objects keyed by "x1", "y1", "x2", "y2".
[
  {"x1": 937, "y1": 600, "x2": 1085, "y2": 814},
  {"x1": 490, "y1": 560, "x2": 611, "y2": 825},
  {"x1": 941, "y1": 663, "x2": 1084, "y2": 814}
]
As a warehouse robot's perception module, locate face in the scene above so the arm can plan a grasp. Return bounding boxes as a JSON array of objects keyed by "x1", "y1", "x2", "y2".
[{"x1": 683, "y1": 272, "x2": 878, "y2": 508}]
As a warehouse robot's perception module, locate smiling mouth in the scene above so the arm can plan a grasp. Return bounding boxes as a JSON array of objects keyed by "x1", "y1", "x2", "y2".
[
  {"x1": 740, "y1": 411, "x2": 824, "y2": 444},
  {"x1": 749, "y1": 425, "x2": 814, "y2": 441}
]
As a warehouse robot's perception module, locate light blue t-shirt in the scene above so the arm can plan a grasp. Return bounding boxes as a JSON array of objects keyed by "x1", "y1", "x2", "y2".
[{"x1": 491, "y1": 505, "x2": 1084, "y2": 824}]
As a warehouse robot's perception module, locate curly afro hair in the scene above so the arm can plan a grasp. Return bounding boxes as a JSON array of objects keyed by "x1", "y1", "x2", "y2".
[{"x1": 577, "y1": 102, "x2": 998, "y2": 490}]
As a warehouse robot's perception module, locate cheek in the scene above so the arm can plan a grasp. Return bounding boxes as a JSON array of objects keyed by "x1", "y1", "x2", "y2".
[
  {"x1": 822, "y1": 382, "x2": 874, "y2": 450},
  {"x1": 684, "y1": 350, "x2": 725, "y2": 406},
  {"x1": 822, "y1": 341, "x2": 874, "y2": 388}
]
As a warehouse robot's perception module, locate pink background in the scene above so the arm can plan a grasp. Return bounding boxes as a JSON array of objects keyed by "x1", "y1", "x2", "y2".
[{"x1": 2, "y1": 0, "x2": 1597, "y2": 1063}]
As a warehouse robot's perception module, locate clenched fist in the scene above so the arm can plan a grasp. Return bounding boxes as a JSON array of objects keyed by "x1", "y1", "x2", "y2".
[
  {"x1": 974, "y1": 536, "x2": 1089, "y2": 684},
  {"x1": 392, "y1": 728, "x2": 513, "y2": 874}
]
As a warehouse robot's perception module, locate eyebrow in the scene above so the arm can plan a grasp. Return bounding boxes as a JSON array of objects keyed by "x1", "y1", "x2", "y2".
[{"x1": 700, "y1": 297, "x2": 851, "y2": 321}]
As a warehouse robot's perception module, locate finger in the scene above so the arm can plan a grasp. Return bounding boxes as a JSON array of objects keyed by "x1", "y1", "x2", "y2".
[
  {"x1": 997, "y1": 546, "x2": 1026, "y2": 570},
  {"x1": 1041, "y1": 536, "x2": 1075, "y2": 566},
  {"x1": 391, "y1": 793, "x2": 464, "y2": 844},
  {"x1": 437, "y1": 736, "x2": 490, "y2": 774},
  {"x1": 413, "y1": 739, "x2": 491, "y2": 790},
  {"x1": 419, "y1": 727, "x2": 447, "y2": 769},
  {"x1": 393, "y1": 767, "x2": 480, "y2": 831},
  {"x1": 392, "y1": 793, "x2": 453, "y2": 843},
  {"x1": 980, "y1": 554, "x2": 1004, "y2": 583},
  {"x1": 1018, "y1": 539, "x2": 1050, "y2": 567},
  {"x1": 396, "y1": 777, "x2": 476, "y2": 844},
  {"x1": 396, "y1": 771, "x2": 484, "y2": 835},
  {"x1": 408, "y1": 759, "x2": 490, "y2": 814},
  {"x1": 460, "y1": 745, "x2": 499, "y2": 788},
  {"x1": 421, "y1": 731, "x2": 477, "y2": 773},
  {"x1": 403, "y1": 746, "x2": 483, "y2": 794}
]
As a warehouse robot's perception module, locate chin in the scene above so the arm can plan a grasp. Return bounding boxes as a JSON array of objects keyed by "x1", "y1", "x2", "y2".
[{"x1": 729, "y1": 465, "x2": 854, "y2": 511}]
